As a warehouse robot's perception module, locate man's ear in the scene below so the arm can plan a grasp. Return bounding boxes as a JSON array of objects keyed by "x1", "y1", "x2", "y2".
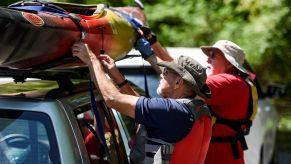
[
  {"x1": 174, "y1": 77, "x2": 183, "y2": 90},
  {"x1": 175, "y1": 77, "x2": 183, "y2": 85}
]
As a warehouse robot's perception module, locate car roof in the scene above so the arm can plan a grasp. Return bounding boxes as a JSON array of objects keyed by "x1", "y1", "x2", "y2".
[
  {"x1": 116, "y1": 47, "x2": 208, "y2": 67},
  {"x1": 0, "y1": 68, "x2": 92, "y2": 100}
]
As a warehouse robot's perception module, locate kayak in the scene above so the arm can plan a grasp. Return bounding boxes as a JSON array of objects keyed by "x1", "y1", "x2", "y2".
[{"x1": 0, "y1": 1, "x2": 145, "y2": 69}]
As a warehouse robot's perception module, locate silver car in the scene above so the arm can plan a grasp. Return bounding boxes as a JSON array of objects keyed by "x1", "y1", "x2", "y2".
[{"x1": 0, "y1": 69, "x2": 131, "y2": 164}]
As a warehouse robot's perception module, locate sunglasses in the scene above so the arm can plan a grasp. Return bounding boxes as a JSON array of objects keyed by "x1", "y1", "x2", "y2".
[
  {"x1": 162, "y1": 68, "x2": 179, "y2": 77},
  {"x1": 208, "y1": 50, "x2": 223, "y2": 59}
]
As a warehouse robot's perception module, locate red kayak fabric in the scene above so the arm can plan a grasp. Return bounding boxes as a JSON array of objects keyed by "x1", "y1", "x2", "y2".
[{"x1": 170, "y1": 115, "x2": 212, "y2": 164}]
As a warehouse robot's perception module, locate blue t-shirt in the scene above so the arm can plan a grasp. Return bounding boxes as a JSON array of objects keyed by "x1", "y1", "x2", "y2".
[{"x1": 135, "y1": 96, "x2": 195, "y2": 143}]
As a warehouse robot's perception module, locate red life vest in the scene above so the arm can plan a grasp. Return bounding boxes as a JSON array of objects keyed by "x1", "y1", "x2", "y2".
[
  {"x1": 130, "y1": 99, "x2": 212, "y2": 164},
  {"x1": 170, "y1": 114, "x2": 212, "y2": 164}
]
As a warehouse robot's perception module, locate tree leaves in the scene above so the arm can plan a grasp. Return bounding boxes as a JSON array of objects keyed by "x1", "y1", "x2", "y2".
[{"x1": 144, "y1": 0, "x2": 290, "y2": 90}]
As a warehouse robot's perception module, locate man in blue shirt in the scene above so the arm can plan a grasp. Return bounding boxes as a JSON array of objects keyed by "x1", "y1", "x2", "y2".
[{"x1": 72, "y1": 41, "x2": 211, "y2": 163}]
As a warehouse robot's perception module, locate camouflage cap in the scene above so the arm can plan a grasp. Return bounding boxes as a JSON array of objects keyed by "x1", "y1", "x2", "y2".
[{"x1": 157, "y1": 55, "x2": 211, "y2": 99}]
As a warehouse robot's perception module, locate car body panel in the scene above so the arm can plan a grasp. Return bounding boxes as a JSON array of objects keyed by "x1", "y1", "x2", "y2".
[
  {"x1": 0, "y1": 97, "x2": 91, "y2": 164},
  {"x1": 245, "y1": 99, "x2": 279, "y2": 164},
  {"x1": 0, "y1": 79, "x2": 130, "y2": 163}
]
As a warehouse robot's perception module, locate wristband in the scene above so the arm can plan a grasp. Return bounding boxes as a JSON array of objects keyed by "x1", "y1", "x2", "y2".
[
  {"x1": 147, "y1": 33, "x2": 157, "y2": 45},
  {"x1": 135, "y1": 38, "x2": 154, "y2": 59},
  {"x1": 140, "y1": 26, "x2": 157, "y2": 45},
  {"x1": 117, "y1": 79, "x2": 128, "y2": 88}
]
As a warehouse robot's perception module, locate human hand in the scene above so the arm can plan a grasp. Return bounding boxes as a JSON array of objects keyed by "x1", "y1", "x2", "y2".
[
  {"x1": 98, "y1": 54, "x2": 126, "y2": 84},
  {"x1": 135, "y1": 38, "x2": 154, "y2": 59},
  {"x1": 139, "y1": 26, "x2": 157, "y2": 45},
  {"x1": 72, "y1": 42, "x2": 96, "y2": 65},
  {"x1": 98, "y1": 54, "x2": 117, "y2": 73}
]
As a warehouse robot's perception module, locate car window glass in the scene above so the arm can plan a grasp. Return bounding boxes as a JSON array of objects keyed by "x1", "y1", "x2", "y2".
[
  {"x1": 75, "y1": 101, "x2": 127, "y2": 164},
  {"x1": 119, "y1": 67, "x2": 161, "y2": 98},
  {"x1": 118, "y1": 114, "x2": 135, "y2": 139},
  {"x1": 0, "y1": 110, "x2": 60, "y2": 164}
]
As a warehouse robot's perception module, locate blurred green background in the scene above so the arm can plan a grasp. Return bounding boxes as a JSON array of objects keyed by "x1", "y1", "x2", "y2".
[{"x1": 1, "y1": 0, "x2": 290, "y2": 151}]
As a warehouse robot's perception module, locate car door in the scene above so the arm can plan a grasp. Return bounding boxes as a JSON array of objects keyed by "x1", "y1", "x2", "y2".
[{"x1": 59, "y1": 89, "x2": 129, "y2": 164}]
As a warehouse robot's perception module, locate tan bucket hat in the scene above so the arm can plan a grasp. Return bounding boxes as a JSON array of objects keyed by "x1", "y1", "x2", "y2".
[{"x1": 201, "y1": 40, "x2": 249, "y2": 75}]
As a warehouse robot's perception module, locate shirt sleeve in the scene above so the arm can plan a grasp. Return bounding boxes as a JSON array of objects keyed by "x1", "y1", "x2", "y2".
[{"x1": 134, "y1": 96, "x2": 194, "y2": 142}]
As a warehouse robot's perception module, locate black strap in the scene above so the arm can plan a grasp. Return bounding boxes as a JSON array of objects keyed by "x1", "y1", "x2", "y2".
[
  {"x1": 210, "y1": 79, "x2": 255, "y2": 135},
  {"x1": 210, "y1": 111, "x2": 249, "y2": 160},
  {"x1": 81, "y1": 120, "x2": 106, "y2": 164},
  {"x1": 146, "y1": 152, "x2": 155, "y2": 158},
  {"x1": 89, "y1": 80, "x2": 112, "y2": 160},
  {"x1": 209, "y1": 79, "x2": 256, "y2": 160},
  {"x1": 244, "y1": 80, "x2": 254, "y2": 135},
  {"x1": 68, "y1": 13, "x2": 86, "y2": 41},
  {"x1": 211, "y1": 133, "x2": 248, "y2": 159},
  {"x1": 177, "y1": 98, "x2": 211, "y2": 120},
  {"x1": 210, "y1": 80, "x2": 253, "y2": 159},
  {"x1": 141, "y1": 58, "x2": 150, "y2": 97},
  {"x1": 81, "y1": 119, "x2": 102, "y2": 144},
  {"x1": 212, "y1": 113, "x2": 252, "y2": 135}
]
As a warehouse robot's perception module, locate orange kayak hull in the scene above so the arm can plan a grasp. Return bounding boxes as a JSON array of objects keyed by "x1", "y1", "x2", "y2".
[{"x1": 0, "y1": 2, "x2": 144, "y2": 69}]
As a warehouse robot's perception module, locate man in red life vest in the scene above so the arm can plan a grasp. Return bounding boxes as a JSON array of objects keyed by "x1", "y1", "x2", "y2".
[{"x1": 201, "y1": 40, "x2": 257, "y2": 164}]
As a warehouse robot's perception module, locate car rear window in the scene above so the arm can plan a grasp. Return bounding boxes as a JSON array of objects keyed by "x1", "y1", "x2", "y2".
[{"x1": 0, "y1": 109, "x2": 60, "y2": 164}]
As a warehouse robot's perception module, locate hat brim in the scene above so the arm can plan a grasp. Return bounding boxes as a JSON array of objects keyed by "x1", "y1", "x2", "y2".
[
  {"x1": 201, "y1": 46, "x2": 249, "y2": 75},
  {"x1": 201, "y1": 46, "x2": 223, "y2": 57},
  {"x1": 157, "y1": 61, "x2": 211, "y2": 99},
  {"x1": 157, "y1": 61, "x2": 185, "y2": 77}
]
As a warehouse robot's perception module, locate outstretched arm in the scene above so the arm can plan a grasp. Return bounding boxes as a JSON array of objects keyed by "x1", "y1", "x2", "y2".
[
  {"x1": 98, "y1": 54, "x2": 140, "y2": 97},
  {"x1": 72, "y1": 42, "x2": 138, "y2": 118},
  {"x1": 135, "y1": 27, "x2": 174, "y2": 74},
  {"x1": 138, "y1": 26, "x2": 173, "y2": 62}
]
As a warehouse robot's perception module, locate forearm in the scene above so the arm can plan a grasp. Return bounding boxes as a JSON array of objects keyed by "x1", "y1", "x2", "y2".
[
  {"x1": 145, "y1": 55, "x2": 162, "y2": 74},
  {"x1": 119, "y1": 83, "x2": 140, "y2": 97},
  {"x1": 107, "y1": 67, "x2": 140, "y2": 97},
  {"x1": 87, "y1": 57, "x2": 137, "y2": 118},
  {"x1": 151, "y1": 42, "x2": 173, "y2": 62},
  {"x1": 88, "y1": 58, "x2": 117, "y2": 101},
  {"x1": 147, "y1": 42, "x2": 173, "y2": 74}
]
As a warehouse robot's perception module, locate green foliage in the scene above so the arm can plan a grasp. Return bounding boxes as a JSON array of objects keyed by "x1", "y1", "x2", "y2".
[
  {"x1": 144, "y1": 0, "x2": 291, "y2": 90},
  {"x1": 0, "y1": 0, "x2": 18, "y2": 6}
]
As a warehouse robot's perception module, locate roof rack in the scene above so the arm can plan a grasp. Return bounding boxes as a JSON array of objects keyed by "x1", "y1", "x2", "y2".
[{"x1": 0, "y1": 66, "x2": 89, "y2": 92}]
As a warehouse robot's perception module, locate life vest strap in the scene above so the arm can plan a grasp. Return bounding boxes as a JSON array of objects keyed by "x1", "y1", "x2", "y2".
[
  {"x1": 144, "y1": 137, "x2": 174, "y2": 162},
  {"x1": 213, "y1": 116, "x2": 252, "y2": 135},
  {"x1": 209, "y1": 78, "x2": 258, "y2": 159},
  {"x1": 211, "y1": 133, "x2": 248, "y2": 159},
  {"x1": 177, "y1": 98, "x2": 211, "y2": 121}
]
